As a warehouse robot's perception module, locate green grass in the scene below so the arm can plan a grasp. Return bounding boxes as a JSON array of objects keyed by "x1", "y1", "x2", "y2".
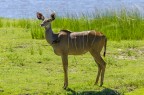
[
  {"x1": 0, "y1": 22, "x2": 144, "y2": 94},
  {"x1": 0, "y1": 9, "x2": 144, "y2": 94},
  {"x1": 0, "y1": 8, "x2": 144, "y2": 41},
  {"x1": 125, "y1": 88, "x2": 144, "y2": 95}
]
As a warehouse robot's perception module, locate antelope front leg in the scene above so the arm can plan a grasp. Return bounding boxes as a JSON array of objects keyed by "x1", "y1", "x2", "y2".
[{"x1": 61, "y1": 54, "x2": 68, "y2": 89}]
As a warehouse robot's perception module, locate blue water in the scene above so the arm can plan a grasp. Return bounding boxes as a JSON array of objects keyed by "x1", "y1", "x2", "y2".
[{"x1": 0, "y1": 0, "x2": 144, "y2": 18}]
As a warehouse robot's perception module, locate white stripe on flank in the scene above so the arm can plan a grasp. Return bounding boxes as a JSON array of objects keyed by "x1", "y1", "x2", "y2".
[
  {"x1": 91, "y1": 32, "x2": 96, "y2": 46},
  {"x1": 68, "y1": 34, "x2": 69, "y2": 49},
  {"x1": 83, "y1": 33, "x2": 85, "y2": 50},
  {"x1": 74, "y1": 35, "x2": 77, "y2": 50},
  {"x1": 86, "y1": 31, "x2": 90, "y2": 47}
]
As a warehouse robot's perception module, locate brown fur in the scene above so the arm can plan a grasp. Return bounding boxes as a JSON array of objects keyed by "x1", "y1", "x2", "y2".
[{"x1": 37, "y1": 12, "x2": 107, "y2": 89}]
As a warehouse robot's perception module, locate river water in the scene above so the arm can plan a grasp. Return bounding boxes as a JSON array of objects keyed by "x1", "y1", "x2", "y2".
[{"x1": 0, "y1": 0, "x2": 144, "y2": 18}]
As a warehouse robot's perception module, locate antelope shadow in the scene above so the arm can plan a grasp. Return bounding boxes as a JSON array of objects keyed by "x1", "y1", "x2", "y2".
[{"x1": 66, "y1": 87, "x2": 120, "y2": 95}]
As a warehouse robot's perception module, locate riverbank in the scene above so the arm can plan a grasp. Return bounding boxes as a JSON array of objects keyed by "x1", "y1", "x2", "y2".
[
  {"x1": 0, "y1": 25, "x2": 144, "y2": 94},
  {"x1": 0, "y1": 11, "x2": 144, "y2": 94},
  {"x1": 0, "y1": 9, "x2": 144, "y2": 41}
]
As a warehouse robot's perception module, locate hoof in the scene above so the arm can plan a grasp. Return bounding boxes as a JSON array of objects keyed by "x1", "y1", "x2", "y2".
[
  {"x1": 63, "y1": 85, "x2": 68, "y2": 89},
  {"x1": 63, "y1": 86, "x2": 67, "y2": 89},
  {"x1": 100, "y1": 83, "x2": 103, "y2": 87}
]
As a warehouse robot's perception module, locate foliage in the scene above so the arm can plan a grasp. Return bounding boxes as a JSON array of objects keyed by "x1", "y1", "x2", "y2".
[
  {"x1": 0, "y1": 25, "x2": 144, "y2": 94},
  {"x1": 0, "y1": 8, "x2": 144, "y2": 40},
  {"x1": 0, "y1": 9, "x2": 144, "y2": 94}
]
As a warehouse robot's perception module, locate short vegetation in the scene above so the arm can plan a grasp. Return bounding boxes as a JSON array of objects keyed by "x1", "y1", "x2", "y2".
[{"x1": 0, "y1": 9, "x2": 144, "y2": 94}]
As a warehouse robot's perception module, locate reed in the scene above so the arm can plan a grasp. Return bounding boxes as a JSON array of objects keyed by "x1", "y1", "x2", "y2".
[
  {"x1": 52, "y1": 9, "x2": 144, "y2": 40},
  {"x1": 0, "y1": 9, "x2": 143, "y2": 40}
]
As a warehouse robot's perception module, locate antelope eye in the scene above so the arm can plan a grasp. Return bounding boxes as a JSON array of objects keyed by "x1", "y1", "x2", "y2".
[
  {"x1": 44, "y1": 20, "x2": 48, "y2": 22},
  {"x1": 47, "y1": 19, "x2": 51, "y2": 22},
  {"x1": 43, "y1": 20, "x2": 49, "y2": 23}
]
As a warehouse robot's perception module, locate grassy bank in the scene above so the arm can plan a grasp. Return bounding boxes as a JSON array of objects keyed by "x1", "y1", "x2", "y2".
[
  {"x1": 0, "y1": 10, "x2": 144, "y2": 94},
  {"x1": 0, "y1": 26, "x2": 144, "y2": 94},
  {"x1": 0, "y1": 9, "x2": 144, "y2": 40}
]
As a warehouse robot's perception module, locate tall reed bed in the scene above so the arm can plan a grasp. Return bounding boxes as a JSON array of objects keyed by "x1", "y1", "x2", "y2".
[
  {"x1": 0, "y1": 18, "x2": 45, "y2": 39},
  {"x1": 53, "y1": 9, "x2": 144, "y2": 40},
  {"x1": 0, "y1": 9, "x2": 144, "y2": 40}
]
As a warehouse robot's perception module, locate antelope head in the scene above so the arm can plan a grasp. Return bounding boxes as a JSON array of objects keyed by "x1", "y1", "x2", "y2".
[{"x1": 37, "y1": 12, "x2": 55, "y2": 28}]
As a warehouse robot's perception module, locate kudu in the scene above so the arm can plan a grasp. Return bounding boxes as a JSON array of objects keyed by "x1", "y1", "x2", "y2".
[{"x1": 36, "y1": 12, "x2": 107, "y2": 89}]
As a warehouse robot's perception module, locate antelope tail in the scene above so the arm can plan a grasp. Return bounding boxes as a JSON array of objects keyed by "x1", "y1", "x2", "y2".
[{"x1": 103, "y1": 37, "x2": 107, "y2": 57}]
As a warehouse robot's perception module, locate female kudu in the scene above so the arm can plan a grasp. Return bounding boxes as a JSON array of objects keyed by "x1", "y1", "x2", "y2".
[{"x1": 36, "y1": 12, "x2": 107, "y2": 89}]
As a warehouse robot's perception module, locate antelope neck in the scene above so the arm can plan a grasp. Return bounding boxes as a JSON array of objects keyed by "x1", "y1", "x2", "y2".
[{"x1": 45, "y1": 24, "x2": 58, "y2": 45}]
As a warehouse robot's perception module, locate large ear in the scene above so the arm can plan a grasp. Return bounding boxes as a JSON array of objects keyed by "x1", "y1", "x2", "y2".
[
  {"x1": 50, "y1": 12, "x2": 55, "y2": 21},
  {"x1": 37, "y1": 12, "x2": 45, "y2": 20}
]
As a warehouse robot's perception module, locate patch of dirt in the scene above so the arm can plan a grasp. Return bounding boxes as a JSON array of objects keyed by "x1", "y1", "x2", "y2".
[
  {"x1": 115, "y1": 47, "x2": 144, "y2": 60},
  {"x1": 116, "y1": 55, "x2": 136, "y2": 60}
]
